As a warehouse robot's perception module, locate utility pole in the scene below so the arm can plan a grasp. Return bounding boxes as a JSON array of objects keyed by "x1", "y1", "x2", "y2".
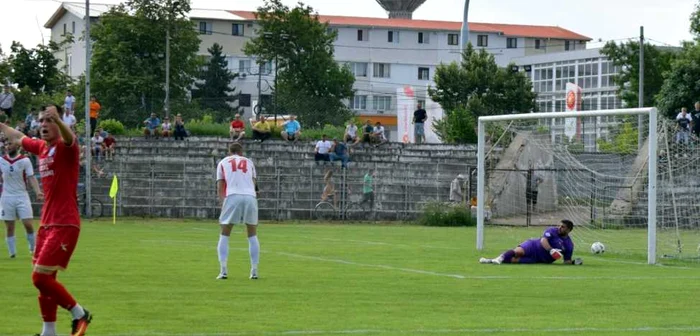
[
  {"x1": 164, "y1": 0, "x2": 172, "y2": 119},
  {"x1": 638, "y1": 26, "x2": 645, "y2": 149},
  {"x1": 460, "y1": 0, "x2": 471, "y2": 51},
  {"x1": 256, "y1": 62, "x2": 263, "y2": 116},
  {"x1": 84, "y1": 0, "x2": 92, "y2": 218}
]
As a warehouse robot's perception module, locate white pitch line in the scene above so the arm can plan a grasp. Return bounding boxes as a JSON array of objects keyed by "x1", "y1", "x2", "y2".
[{"x1": 103, "y1": 325, "x2": 700, "y2": 336}]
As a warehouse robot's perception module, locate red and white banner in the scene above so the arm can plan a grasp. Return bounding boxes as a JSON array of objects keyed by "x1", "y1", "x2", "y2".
[
  {"x1": 564, "y1": 83, "x2": 582, "y2": 140},
  {"x1": 396, "y1": 86, "x2": 416, "y2": 144}
]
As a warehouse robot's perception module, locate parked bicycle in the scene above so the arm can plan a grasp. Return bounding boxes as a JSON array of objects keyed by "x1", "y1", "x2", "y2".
[
  {"x1": 77, "y1": 183, "x2": 104, "y2": 218},
  {"x1": 314, "y1": 187, "x2": 371, "y2": 221}
]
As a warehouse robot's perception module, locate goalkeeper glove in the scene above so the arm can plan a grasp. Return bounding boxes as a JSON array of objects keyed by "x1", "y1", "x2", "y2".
[
  {"x1": 573, "y1": 258, "x2": 583, "y2": 265},
  {"x1": 549, "y1": 249, "x2": 563, "y2": 260}
]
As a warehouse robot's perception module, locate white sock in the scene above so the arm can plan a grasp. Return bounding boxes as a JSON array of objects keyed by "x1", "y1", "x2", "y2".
[
  {"x1": 70, "y1": 304, "x2": 85, "y2": 320},
  {"x1": 27, "y1": 232, "x2": 35, "y2": 254},
  {"x1": 41, "y1": 321, "x2": 57, "y2": 336},
  {"x1": 248, "y1": 236, "x2": 260, "y2": 269},
  {"x1": 6, "y1": 236, "x2": 16, "y2": 256},
  {"x1": 218, "y1": 235, "x2": 229, "y2": 274}
]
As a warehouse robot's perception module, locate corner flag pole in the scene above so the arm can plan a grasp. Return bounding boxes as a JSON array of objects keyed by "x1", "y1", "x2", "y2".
[{"x1": 109, "y1": 174, "x2": 119, "y2": 224}]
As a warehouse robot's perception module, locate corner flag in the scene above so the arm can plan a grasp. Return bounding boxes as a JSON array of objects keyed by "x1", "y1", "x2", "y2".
[{"x1": 109, "y1": 175, "x2": 119, "y2": 224}]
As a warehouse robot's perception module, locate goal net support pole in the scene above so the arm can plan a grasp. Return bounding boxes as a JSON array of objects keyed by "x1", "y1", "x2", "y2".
[{"x1": 476, "y1": 108, "x2": 658, "y2": 265}]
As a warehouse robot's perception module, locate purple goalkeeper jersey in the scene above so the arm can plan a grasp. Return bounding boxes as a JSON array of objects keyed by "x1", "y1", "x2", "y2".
[{"x1": 517, "y1": 227, "x2": 574, "y2": 264}]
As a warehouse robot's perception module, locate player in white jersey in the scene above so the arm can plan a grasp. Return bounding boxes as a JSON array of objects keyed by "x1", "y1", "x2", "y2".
[
  {"x1": 216, "y1": 142, "x2": 260, "y2": 280},
  {"x1": 1, "y1": 142, "x2": 43, "y2": 258}
]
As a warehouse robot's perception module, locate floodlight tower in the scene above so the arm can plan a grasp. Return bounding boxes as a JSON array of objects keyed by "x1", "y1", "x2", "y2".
[{"x1": 375, "y1": 0, "x2": 427, "y2": 19}]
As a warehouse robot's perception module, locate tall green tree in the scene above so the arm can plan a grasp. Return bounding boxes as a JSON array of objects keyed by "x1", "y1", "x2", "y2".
[
  {"x1": 192, "y1": 43, "x2": 239, "y2": 120},
  {"x1": 600, "y1": 41, "x2": 675, "y2": 110},
  {"x1": 0, "y1": 45, "x2": 10, "y2": 84},
  {"x1": 90, "y1": 0, "x2": 200, "y2": 125},
  {"x1": 8, "y1": 41, "x2": 68, "y2": 94},
  {"x1": 244, "y1": 0, "x2": 355, "y2": 126},
  {"x1": 656, "y1": 3, "x2": 700, "y2": 117},
  {"x1": 428, "y1": 44, "x2": 536, "y2": 144}
]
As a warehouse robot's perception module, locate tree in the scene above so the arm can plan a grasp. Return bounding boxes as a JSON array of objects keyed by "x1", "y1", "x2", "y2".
[
  {"x1": 8, "y1": 41, "x2": 69, "y2": 94},
  {"x1": 244, "y1": 0, "x2": 354, "y2": 126},
  {"x1": 192, "y1": 43, "x2": 239, "y2": 120},
  {"x1": 429, "y1": 44, "x2": 536, "y2": 116},
  {"x1": 90, "y1": 0, "x2": 200, "y2": 125},
  {"x1": 656, "y1": 2, "x2": 700, "y2": 117},
  {"x1": 428, "y1": 44, "x2": 536, "y2": 143},
  {"x1": 600, "y1": 41, "x2": 675, "y2": 110},
  {"x1": 0, "y1": 45, "x2": 10, "y2": 84}
]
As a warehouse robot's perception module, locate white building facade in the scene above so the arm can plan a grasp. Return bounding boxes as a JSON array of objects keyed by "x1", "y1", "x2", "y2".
[{"x1": 45, "y1": 2, "x2": 591, "y2": 140}]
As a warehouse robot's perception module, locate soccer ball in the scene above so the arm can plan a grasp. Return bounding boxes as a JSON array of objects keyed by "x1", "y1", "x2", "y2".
[{"x1": 591, "y1": 242, "x2": 605, "y2": 254}]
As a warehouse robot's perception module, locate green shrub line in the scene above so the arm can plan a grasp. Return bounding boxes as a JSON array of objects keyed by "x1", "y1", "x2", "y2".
[{"x1": 417, "y1": 201, "x2": 476, "y2": 227}]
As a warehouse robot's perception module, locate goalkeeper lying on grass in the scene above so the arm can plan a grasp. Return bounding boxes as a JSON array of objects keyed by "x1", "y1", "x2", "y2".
[{"x1": 480, "y1": 219, "x2": 582, "y2": 265}]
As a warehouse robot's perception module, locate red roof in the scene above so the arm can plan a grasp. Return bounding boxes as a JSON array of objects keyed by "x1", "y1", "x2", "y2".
[{"x1": 228, "y1": 11, "x2": 590, "y2": 41}]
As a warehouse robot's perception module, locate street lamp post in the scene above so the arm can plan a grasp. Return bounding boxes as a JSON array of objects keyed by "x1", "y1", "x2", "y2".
[{"x1": 164, "y1": 1, "x2": 179, "y2": 119}]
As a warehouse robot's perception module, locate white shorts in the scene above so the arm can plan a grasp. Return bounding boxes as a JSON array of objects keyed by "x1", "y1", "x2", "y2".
[
  {"x1": 219, "y1": 194, "x2": 258, "y2": 225},
  {"x1": 0, "y1": 195, "x2": 33, "y2": 220}
]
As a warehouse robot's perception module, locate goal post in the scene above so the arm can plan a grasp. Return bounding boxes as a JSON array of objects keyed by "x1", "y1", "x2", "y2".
[{"x1": 476, "y1": 108, "x2": 658, "y2": 264}]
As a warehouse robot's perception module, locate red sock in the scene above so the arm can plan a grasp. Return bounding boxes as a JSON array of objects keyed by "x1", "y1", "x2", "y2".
[
  {"x1": 38, "y1": 294, "x2": 58, "y2": 322},
  {"x1": 32, "y1": 272, "x2": 77, "y2": 311}
]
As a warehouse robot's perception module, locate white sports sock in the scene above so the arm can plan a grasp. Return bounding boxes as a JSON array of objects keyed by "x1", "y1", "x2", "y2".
[
  {"x1": 218, "y1": 235, "x2": 229, "y2": 274},
  {"x1": 41, "y1": 321, "x2": 57, "y2": 336},
  {"x1": 248, "y1": 236, "x2": 260, "y2": 269},
  {"x1": 6, "y1": 236, "x2": 16, "y2": 256},
  {"x1": 70, "y1": 304, "x2": 85, "y2": 320},
  {"x1": 27, "y1": 233, "x2": 35, "y2": 254}
]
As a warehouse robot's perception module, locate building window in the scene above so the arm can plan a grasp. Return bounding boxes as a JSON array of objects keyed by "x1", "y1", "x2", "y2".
[
  {"x1": 67, "y1": 53, "x2": 72, "y2": 75},
  {"x1": 535, "y1": 39, "x2": 543, "y2": 49},
  {"x1": 477, "y1": 35, "x2": 488, "y2": 47},
  {"x1": 565, "y1": 40, "x2": 571, "y2": 51},
  {"x1": 232, "y1": 24, "x2": 244, "y2": 36},
  {"x1": 238, "y1": 60, "x2": 251, "y2": 74},
  {"x1": 199, "y1": 22, "x2": 212, "y2": 35},
  {"x1": 418, "y1": 67, "x2": 430, "y2": 80},
  {"x1": 72, "y1": 21, "x2": 76, "y2": 34},
  {"x1": 357, "y1": 29, "x2": 368, "y2": 41},
  {"x1": 373, "y1": 96, "x2": 392, "y2": 111},
  {"x1": 601, "y1": 60, "x2": 618, "y2": 88},
  {"x1": 260, "y1": 94, "x2": 272, "y2": 110},
  {"x1": 326, "y1": 28, "x2": 338, "y2": 41},
  {"x1": 577, "y1": 59, "x2": 599, "y2": 89},
  {"x1": 350, "y1": 95, "x2": 367, "y2": 110},
  {"x1": 417, "y1": 99, "x2": 426, "y2": 108},
  {"x1": 447, "y1": 33, "x2": 459, "y2": 46},
  {"x1": 555, "y1": 63, "x2": 576, "y2": 91},
  {"x1": 347, "y1": 62, "x2": 368, "y2": 77},
  {"x1": 533, "y1": 65, "x2": 554, "y2": 93},
  {"x1": 388, "y1": 30, "x2": 400, "y2": 43},
  {"x1": 261, "y1": 61, "x2": 273, "y2": 75},
  {"x1": 418, "y1": 32, "x2": 430, "y2": 44},
  {"x1": 373, "y1": 63, "x2": 391, "y2": 78},
  {"x1": 63, "y1": 23, "x2": 66, "y2": 36},
  {"x1": 239, "y1": 94, "x2": 252, "y2": 107},
  {"x1": 507, "y1": 38, "x2": 517, "y2": 49}
]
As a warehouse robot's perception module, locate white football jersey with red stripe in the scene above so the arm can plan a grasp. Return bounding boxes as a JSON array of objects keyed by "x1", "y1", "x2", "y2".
[
  {"x1": 0, "y1": 155, "x2": 33, "y2": 197},
  {"x1": 216, "y1": 154, "x2": 256, "y2": 197}
]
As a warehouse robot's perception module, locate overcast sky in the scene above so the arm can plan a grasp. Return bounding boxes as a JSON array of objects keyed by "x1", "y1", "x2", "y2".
[{"x1": 1, "y1": 0, "x2": 697, "y2": 52}]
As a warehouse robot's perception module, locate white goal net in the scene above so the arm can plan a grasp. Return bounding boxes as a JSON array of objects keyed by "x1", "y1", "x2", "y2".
[{"x1": 473, "y1": 108, "x2": 700, "y2": 265}]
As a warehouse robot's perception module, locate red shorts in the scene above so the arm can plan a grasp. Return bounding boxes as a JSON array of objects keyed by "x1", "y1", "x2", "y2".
[{"x1": 33, "y1": 225, "x2": 81, "y2": 271}]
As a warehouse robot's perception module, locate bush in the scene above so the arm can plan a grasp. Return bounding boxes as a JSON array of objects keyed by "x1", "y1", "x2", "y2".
[
  {"x1": 98, "y1": 119, "x2": 126, "y2": 135},
  {"x1": 417, "y1": 202, "x2": 476, "y2": 227},
  {"x1": 186, "y1": 114, "x2": 229, "y2": 137},
  {"x1": 301, "y1": 124, "x2": 346, "y2": 141}
]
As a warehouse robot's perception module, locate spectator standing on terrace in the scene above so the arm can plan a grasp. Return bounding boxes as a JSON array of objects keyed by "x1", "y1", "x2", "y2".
[
  {"x1": 329, "y1": 138, "x2": 349, "y2": 169},
  {"x1": 676, "y1": 107, "x2": 692, "y2": 145},
  {"x1": 450, "y1": 174, "x2": 467, "y2": 204},
  {"x1": 361, "y1": 170, "x2": 376, "y2": 210},
  {"x1": 62, "y1": 108, "x2": 77, "y2": 132},
  {"x1": 314, "y1": 134, "x2": 332, "y2": 165},
  {"x1": 0, "y1": 85, "x2": 15, "y2": 118},
  {"x1": 281, "y1": 115, "x2": 301, "y2": 143},
  {"x1": 89, "y1": 96, "x2": 101, "y2": 133},
  {"x1": 91, "y1": 131, "x2": 104, "y2": 161},
  {"x1": 692, "y1": 102, "x2": 700, "y2": 138},
  {"x1": 413, "y1": 103, "x2": 427, "y2": 144},
  {"x1": 161, "y1": 117, "x2": 172, "y2": 138},
  {"x1": 230, "y1": 114, "x2": 246, "y2": 141},
  {"x1": 174, "y1": 114, "x2": 187, "y2": 141},
  {"x1": 64, "y1": 90, "x2": 76, "y2": 115},
  {"x1": 252, "y1": 115, "x2": 271, "y2": 143},
  {"x1": 143, "y1": 113, "x2": 161, "y2": 139}
]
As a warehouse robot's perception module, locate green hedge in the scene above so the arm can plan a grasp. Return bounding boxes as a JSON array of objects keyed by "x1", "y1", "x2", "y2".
[{"x1": 417, "y1": 202, "x2": 476, "y2": 227}]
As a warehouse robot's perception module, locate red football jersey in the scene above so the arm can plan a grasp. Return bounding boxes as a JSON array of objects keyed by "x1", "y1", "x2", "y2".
[{"x1": 22, "y1": 137, "x2": 80, "y2": 227}]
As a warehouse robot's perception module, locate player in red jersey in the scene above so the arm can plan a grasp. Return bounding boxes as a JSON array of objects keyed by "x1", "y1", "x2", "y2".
[{"x1": 0, "y1": 105, "x2": 92, "y2": 336}]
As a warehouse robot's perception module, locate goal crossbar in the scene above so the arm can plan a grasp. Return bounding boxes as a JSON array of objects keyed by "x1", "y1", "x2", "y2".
[{"x1": 476, "y1": 108, "x2": 658, "y2": 264}]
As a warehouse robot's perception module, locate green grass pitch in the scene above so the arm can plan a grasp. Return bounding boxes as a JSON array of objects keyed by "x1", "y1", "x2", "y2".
[{"x1": 2, "y1": 219, "x2": 700, "y2": 335}]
